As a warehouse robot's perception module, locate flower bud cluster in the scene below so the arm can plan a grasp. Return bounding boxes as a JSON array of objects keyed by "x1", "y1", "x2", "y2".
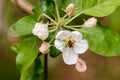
[
  {"x1": 31, "y1": 3, "x2": 96, "y2": 73},
  {"x1": 32, "y1": 23, "x2": 50, "y2": 54}
]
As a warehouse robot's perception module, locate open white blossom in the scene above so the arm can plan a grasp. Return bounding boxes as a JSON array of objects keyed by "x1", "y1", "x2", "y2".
[
  {"x1": 54, "y1": 30, "x2": 88, "y2": 65},
  {"x1": 32, "y1": 23, "x2": 49, "y2": 40}
]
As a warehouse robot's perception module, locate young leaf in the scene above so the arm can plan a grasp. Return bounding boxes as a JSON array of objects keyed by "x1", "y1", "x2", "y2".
[
  {"x1": 11, "y1": 43, "x2": 20, "y2": 55},
  {"x1": 39, "y1": 0, "x2": 55, "y2": 17},
  {"x1": 80, "y1": 24, "x2": 120, "y2": 56},
  {"x1": 62, "y1": 0, "x2": 120, "y2": 17},
  {"x1": 10, "y1": 16, "x2": 37, "y2": 36},
  {"x1": 16, "y1": 35, "x2": 39, "y2": 80}
]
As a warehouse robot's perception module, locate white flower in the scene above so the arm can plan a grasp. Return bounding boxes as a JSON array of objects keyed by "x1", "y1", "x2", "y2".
[
  {"x1": 75, "y1": 58, "x2": 87, "y2": 72},
  {"x1": 84, "y1": 17, "x2": 97, "y2": 28},
  {"x1": 66, "y1": 3, "x2": 75, "y2": 16},
  {"x1": 54, "y1": 30, "x2": 88, "y2": 65},
  {"x1": 32, "y1": 23, "x2": 49, "y2": 40},
  {"x1": 39, "y1": 42, "x2": 50, "y2": 54}
]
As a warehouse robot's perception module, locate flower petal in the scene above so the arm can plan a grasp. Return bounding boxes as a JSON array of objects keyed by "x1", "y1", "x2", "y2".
[
  {"x1": 56, "y1": 30, "x2": 72, "y2": 40},
  {"x1": 56, "y1": 31, "x2": 64, "y2": 39},
  {"x1": 74, "y1": 40, "x2": 88, "y2": 54},
  {"x1": 54, "y1": 40, "x2": 65, "y2": 51},
  {"x1": 72, "y1": 31, "x2": 82, "y2": 41},
  {"x1": 62, "y1": 48, "x2": 78, "y2": 65}
]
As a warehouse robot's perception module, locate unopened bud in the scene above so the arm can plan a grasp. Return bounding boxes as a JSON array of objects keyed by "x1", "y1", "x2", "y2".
[
  {"x1": 32, "y1": 23, "x2": 49, "y2": 40},
  {"x1": 66, "y1": 3, "x2": 75, "y2": 16},
  {"x1": 84, "y1": 17, "x2": 97, "y2": 28},
  {"x1": 39, "y1": 42, "x2": 50, "y2": 54},
  {"x1": 75, "y1": 59, "x2": 87, "y2": 72}
]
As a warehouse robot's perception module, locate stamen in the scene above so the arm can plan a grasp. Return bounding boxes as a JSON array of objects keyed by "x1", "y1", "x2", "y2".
[{"x1": 68, "y1": 40, "x2": 74, "y2": 48}]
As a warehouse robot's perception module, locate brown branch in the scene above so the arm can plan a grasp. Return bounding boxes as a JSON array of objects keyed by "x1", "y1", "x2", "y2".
[
  {"x1": 44, "y1": 54, "x2": 48, "y2": 80},
  {"x1": 11, "y1": 0, "x2": 34, "y2": 15}
]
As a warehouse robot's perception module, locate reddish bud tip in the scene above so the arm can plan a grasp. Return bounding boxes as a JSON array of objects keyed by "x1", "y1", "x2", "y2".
[
  {"x1": 75, "y1": 59, "x2": 87, "y2": 72},
  {"x1": 66, "y1": 3, "x2": 75, "y2": 16}
]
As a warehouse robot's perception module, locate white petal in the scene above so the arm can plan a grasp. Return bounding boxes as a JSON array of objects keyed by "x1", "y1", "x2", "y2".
[
  {"x1": 62, "y1": 48, "x2": 78, "y2": 65},
  {"x1": 54, "y1": 40, "x2": 65, "y2": 51},
  {"x1": 72, "y1": 31, "x2": 82, "y2": 41},
  {"x1": 37, "y1": 28, "x2": 49, "y2": 40},
  {"x1": 56, "y1": 30, "x2": 64, "y2": 39},
  {"x1": 74, "y1": 40, "x2": 88, "y2": 54},
  {"x1": 56, "y1": 30, "x2": 72, "y2": 40}
]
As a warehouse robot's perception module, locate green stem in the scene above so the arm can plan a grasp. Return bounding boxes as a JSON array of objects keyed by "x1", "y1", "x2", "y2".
[
  {"x1": 66, "y1": 25, "x2": 84, "y2": 28},
  {"x1": 48, "y1": 23, "x2": 56, "y2": 26},
  {"x1": 63, "y1": 14, "x2": 67, "y2": 19},
  {"x1": 48, "y1": 26, "x2": 56, "y2": 29},
  {"x1": 65, "y1": 12, "x2": 84, "y2": 25},
  {"x1": 49, "y1": 29, "x2": 57, "y2": 33},
  {"x1": 68, "y1": 27, "x2": 80, "y2": 31},
  {"x1": 42, "y1": 14, "x2": 57, "y2": 25},
  {"x1": 55, "y1": 0, "x2": 60, "y2": 19}
]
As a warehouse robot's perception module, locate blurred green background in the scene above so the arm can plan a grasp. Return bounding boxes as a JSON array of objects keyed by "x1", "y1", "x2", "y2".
[{"x1": 1, "y1": 0, "x2": 120, "y2": 80}]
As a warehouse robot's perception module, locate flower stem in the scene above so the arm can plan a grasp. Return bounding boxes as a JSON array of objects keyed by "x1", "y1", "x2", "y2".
[
  {"x1": 65, "y1": 12, "x2": 84, "y2": 25},
  {"x1": 68, "y1": 27, "x2": 79, "y2": 31},
  {"x1": 55, "y1": 0, "x2": 60, "y2": 19},
  {"x1": 66, "y1": 25, "x2": 84, "y2": 28},
  {"x1": 63, "y1": 14, "x2": 67, "y2": 19},
  {"x1": 42, "y1": 14, "x2": 57, "y2": 25},
  {"x1": 43, "y1": 54, "x2": 48, "y2": 80}
]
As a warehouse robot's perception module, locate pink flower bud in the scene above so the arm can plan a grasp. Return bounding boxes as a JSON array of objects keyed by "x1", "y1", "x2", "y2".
[
  {"x1": 75, "y1": 59, "x2": 87, "y2": 72},
  {"x1": 32, "y1": 23, "x2": 49, "y2": 40},
  {"x1": 39, "y1": 42, "x2": 50, "y2": 54},
  {"x1": 84, "y1": 17, "x2": 97, "y2": 28},
  {"x1": 66, "y1": 3, "x2": 75, "y2": 16}
]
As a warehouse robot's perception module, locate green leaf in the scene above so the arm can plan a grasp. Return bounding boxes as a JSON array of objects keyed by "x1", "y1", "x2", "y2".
[
  {"x1": 50, "y1": 46, "x2": 61, "y2": 58},
  {"x1": 32, "y1": 8, "x2": 43, "y2": 21},
  {"x1": 39, "y1": 0, "x2": 55, "y2": 17},
  {"x1": 80, "y1": 24, "x2": 120, "y2": 56},
  {"x1": 34, "y1": 58, "x2": 43, "y2": 74},
  {"x1": 10, "y1": 16, "x2": 37, "y2": 36},
  {"x1": 19, "y1": 58, "x2": 43, "y2": 80},
  {"x1": 45, "y1": 32, "x2": 56, "y2": 43},
  {"x1": 16, "y1": 35, "x2": 39, "y2": 80},
  {"x1": 108, "y1": 7, "x2": 120, "y2": 32},
  {"x1": 27, "y1": 58, "x2": 43, "y2": 80},
  {"x1": 82, "y1": 0, "x2": 119, "y2": 17},
  {"x1": 62, "y1": 0, "x2": 120, "y2": 17}
]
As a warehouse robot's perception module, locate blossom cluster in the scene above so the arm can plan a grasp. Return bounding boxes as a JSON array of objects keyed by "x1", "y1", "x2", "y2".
[{"x1": 32, "y1": 3, "x2": 97, "y2": 72}]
